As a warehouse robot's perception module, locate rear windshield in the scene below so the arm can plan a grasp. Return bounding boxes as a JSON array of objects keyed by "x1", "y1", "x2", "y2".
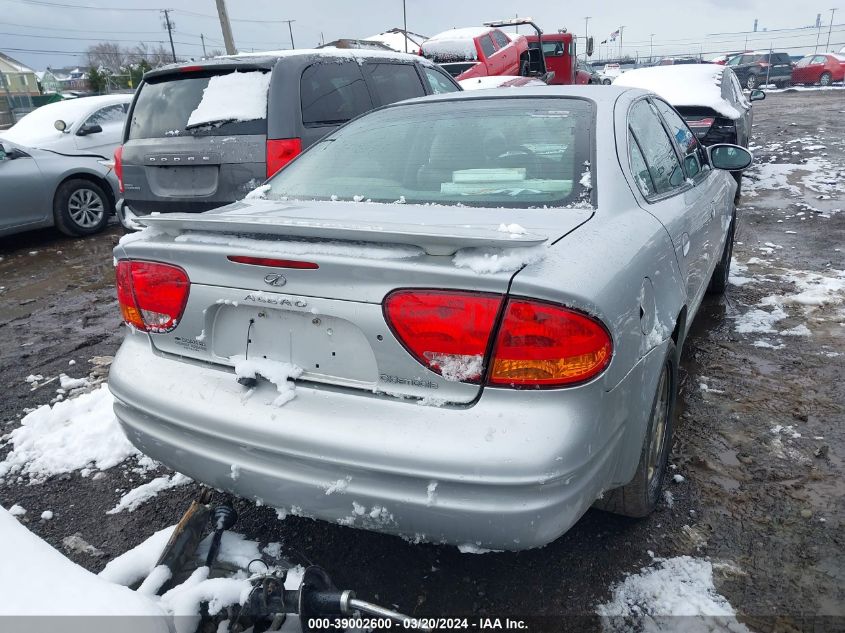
[
  {"x1": 128, "y1": 70, "x2": 269, "y2": 140},
  {"x1": 422, "y1": 39, "x2": 478, "y2": 63},
  {"x1": 264, "y1": 98, "x2": 594, "y2": 209}
]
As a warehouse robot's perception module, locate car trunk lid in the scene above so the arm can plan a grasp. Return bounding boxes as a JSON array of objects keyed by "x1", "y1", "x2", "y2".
[{"x1": 118, "y1": 200, "x2": 593, "y2": 403}]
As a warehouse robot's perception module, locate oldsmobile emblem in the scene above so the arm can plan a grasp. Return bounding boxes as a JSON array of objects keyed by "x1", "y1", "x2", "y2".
[{"x1": 263, "y1": 273, "x2": 287, "y2": 287}]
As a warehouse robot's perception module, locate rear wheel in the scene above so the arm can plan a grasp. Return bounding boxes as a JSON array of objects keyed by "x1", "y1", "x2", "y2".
[
  {"x1": 708, "y1": 210, "x2": 736, "y2": 295},
  {"x1": 594, "y1": 341, "x2": 677, "y2": 518},
  {"x1": 746, "y1": 73, "x2": 759, "y2": 89},
  {"x1": 53, "y1": 179, "x2": 110, "y2": 237},
  {"x1": 602, "y1": 78, "x2": 611, "y2": 85},
  {"x1": 819, "y1": 72, "x2": 832, "y2": 87}
]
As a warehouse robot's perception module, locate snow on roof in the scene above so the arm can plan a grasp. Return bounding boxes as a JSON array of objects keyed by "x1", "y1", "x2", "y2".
[
  {"x1": 0, "y1": 94, "x2": 131, "y2": 147},
  {"x1": 365, "y1": 29, "x2": 427, "y2": 54},
  {"x1": 427, "y1": 27, "x2": 493, "y2": 42},
  {"x1": 0, "y1": 51, "x2": 35, "y2": 73},
  {"x1": 613, "y1": 64, "x2": 742, "y2": 119},
  {"x1": 223, "y1": 47, "x2": 433, "y2": 66}
]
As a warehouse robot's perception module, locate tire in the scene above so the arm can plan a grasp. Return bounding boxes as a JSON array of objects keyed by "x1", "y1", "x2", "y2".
[
  {"x1": 602, "y1": 78, "x2": 611, "y2": 85},
  {"x1": 594, "y1": 340, "x2": 678, "y2": 518},
  {"x1": 53, "y1": 179, "x2": 110, "y2": 237},
  {"x1": 707, "y1": 210, "x2": 736, "y2": 295},
  {"x1": 819, "y1": 72, "x2": 832, "y2": 87},
  {"x1": 746, "y1": 73, "x2": 758, "y2": 89}
]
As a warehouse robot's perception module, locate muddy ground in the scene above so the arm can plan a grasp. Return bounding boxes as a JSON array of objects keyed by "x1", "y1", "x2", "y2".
[{"x1": 1, "y1": 89, "x2": 843, "y2": 631}]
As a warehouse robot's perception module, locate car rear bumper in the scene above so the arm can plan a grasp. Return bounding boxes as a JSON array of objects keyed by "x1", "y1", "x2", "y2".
[{"x1": 110, "y1": 333, "x2": 666, "y2": 550}]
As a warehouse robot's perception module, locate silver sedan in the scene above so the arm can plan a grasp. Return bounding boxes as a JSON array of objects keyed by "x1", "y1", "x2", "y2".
[{"x1": 109, "y1": 86, "x2": 751, "y2": 550}]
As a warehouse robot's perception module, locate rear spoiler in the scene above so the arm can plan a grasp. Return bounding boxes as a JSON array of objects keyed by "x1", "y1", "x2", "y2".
[{"x1": 137, "y1": 213, "x2": 548, "y2": 256}]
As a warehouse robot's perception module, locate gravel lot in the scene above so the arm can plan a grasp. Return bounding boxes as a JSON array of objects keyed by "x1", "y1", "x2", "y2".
[{"x1": 1, "y1": 88, "x2": 843, "y2": 631}]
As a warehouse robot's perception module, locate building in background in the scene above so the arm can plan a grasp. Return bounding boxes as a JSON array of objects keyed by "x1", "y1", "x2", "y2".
[
  {"x1": 0, "y1": 51, "x2": 39, "y2": 128},
  {"x1": 35, "y1": 69, "x2": 63, "y2": 94}
]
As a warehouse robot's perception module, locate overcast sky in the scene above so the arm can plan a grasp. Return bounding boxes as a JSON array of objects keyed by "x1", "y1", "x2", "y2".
[{"x1": 2, "y1": 0, "x2": 843, "y2": 70}]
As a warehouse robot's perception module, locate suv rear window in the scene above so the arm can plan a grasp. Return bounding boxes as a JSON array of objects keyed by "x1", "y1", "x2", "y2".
[
  {"x1": 128, "y1": 70, "x2": 268, "y2": 140},
  {"x1": 300, "y1": 62, "x2": 372, "y2": 127}
]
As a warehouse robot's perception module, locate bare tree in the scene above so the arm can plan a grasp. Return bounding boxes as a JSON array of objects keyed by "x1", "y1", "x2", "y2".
[
  {"x1": 130, "y1": 42, "x2": 175, "y2": 67},
  {"x1": 86, "y1": 42, "x2": 127, "y2": 72}
]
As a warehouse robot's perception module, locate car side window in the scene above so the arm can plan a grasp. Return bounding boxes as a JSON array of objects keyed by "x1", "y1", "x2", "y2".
[
  {"x1": 629, "y1": 132, "x2": 656, "y2": 197},
  {"x1": 363, "y1": 63, "x2": 426, "y2": 106},
  {"x1": 300, "y1": 62, "x2": 372, "y2": 127},
  {"x1": 422, "y1": 66, "x2": 459, "y2": 94},
  {"x1": 84, "y1": 104, "x2": 126, "y2": 128},
  {"x1": 628, "y1": 100, "x2": 685, "y2": 196},
  {"x1": 813, "y1": 55, "x2": 828, "y2": 64},
  {"x1": 491, "y1": 30, "x2": 510, "y2": 49},
  {"x1": 479, "y1": 35, "x2": 496, "y2": 58},
  {"x1": 651, "y1": 98, "x2": 708, "y2": 180}
]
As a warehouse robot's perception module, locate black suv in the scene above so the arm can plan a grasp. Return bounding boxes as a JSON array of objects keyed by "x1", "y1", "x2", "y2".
[
  {"x1": 726, "y1": 51, "x2": 793, "y2": 89},
  {"x1": 115, "y1": 50, "x2": 461, "y2": 226}
]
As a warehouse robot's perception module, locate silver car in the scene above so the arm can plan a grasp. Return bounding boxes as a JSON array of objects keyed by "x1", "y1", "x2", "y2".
[
  {"x1": 0, "y1": 95, "x2": 131, "y2": 237},
  {"x1": 110, "y1": 86, "x2": 751, "y2": 550}
]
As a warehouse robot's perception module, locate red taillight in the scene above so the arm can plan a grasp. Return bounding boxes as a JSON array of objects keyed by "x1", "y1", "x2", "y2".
[
  {"x1": 116, "y1": 261, "x2": 190, "y2": 333},
  {"x1": 227, "y1": 255, "x2": 318, "y2": 269},
  {"x1": 114, "y1": 145, "x2": 124, "y2": 193},
  {"x1": 266, "y1": 138, "x2": 302, "y2": 178},
  {"x1": 383, "y1": 290, "x2": 613, "y2": 387},
  {"x1": 180, "y1": 65, "x2": 204, "y2": 73},
  {"x1": 489, "y1": 299, "x2": 612, "y2": 387},
  {"x1": 383, "y1": 290, "x2": 502, "y2": 383},
  {"x1": 687, "y1": 117, "x2": 715, "y2": 128}
]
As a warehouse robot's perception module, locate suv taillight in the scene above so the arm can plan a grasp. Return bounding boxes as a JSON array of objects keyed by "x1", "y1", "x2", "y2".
[
  {"x1": 116, "y1": 261, "x2": 190, "y2": 333},
  {"x1": 266, "y1": 138, "x2": 302, "y2": 178},
  {"x1": 114, "y1": 145, "x2": 124, "y2": 193},
  {"x1": 383, "y1": 290, "x2": 612, "y2": 387}
]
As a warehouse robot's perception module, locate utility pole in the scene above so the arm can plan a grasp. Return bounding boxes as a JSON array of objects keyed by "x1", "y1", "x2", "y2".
[
  {"x1": 649, "y1": 33, "x2": 655, "y2": 62},
  {"x1": 619, "y1": 26, "x2": 624, "y2": 60},
  {"x1": 215, "y1": 0, "x2": 237, "y2": 55},
  {"x1": 584, "y1": 16, "x2": 591, "y2": 42},
  {"x1": 281, "y1": 19, "x2": 296, "y2": 49},
  {"x1": 825, "y1": 8, "x2": 837, "y2": 51},
  {"x1": 201, "y1": 33, "x2": 207, "y2": 57},
  {"x1": 161, "y1": 9, "x2": 177, "y2": 62},
  {"x1": 402, "y1": 0, "x2": 408, "y2": 53}
]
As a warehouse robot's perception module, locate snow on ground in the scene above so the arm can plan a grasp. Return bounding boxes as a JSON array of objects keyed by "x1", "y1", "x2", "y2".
[
  {"x1": 3, "y1": 506, "x2": 305, "y2": 629},
  {"x1": 0, "y1": 507, "x2": 167, "y2": 621},
  {"x1": 107, "y1": 473, "x2": 193, "y2": 514},
  {"x1": 596, "y1": 556, "x2": 750, "y2": 632},
  {"x1": 186, "y1": 71, "x2": 271, "y2": 129},
  {"x1": 0, "y1": 383, "x2": 143, "y2": 484}
]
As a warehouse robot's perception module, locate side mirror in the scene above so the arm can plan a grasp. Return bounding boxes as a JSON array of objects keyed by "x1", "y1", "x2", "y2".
[
  {"x1": 709, "y1": 144, "x2": 753, "y2": 171},
  {"x1": 586, "y1": 36, "x2": 594, "y2": 57},
  {"x1": 77, "y1": 123, "x2": 103, "y2": 136},
  {"x1": 54, "y1": 119, "x2": 67, "y2": 132},
  {"x1": 749, "y1": 89, "x2": 765, "y2": 102}
]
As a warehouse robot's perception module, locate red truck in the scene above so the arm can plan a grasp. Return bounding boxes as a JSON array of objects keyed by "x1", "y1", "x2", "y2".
[
  {"x1": 420, "y1": 26, "x2": 531, "y2": 80},
  {"x1": 525, "y1": 31, "x2": 595, "y2": 85},
  {"x1": 421, "y1": 18, "x2": 594, "y2": 85}
]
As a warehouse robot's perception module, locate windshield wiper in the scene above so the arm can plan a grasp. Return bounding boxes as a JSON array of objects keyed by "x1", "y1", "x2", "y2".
[{"x1": 185, "y1": 118, "x2": 235, "y2": 130}]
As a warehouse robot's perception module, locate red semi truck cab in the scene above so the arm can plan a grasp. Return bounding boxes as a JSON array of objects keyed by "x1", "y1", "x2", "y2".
[{"x1": 525, "y1": 32, "x2": 591, "y2": 85}]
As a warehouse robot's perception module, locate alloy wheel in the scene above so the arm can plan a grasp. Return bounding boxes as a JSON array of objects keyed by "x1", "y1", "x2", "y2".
[
  {"x1": 68, "y1": 188, "x2": 105, "y2": 229},
  {"x1": 646, "y1": 361, "x2": 671, "y2": 494}
]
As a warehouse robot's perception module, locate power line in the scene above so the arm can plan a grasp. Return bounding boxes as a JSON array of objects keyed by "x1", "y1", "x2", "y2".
[
  {"x1": 0, "y1": 30, "x2": 202, "y2": 45},
  {"x1": 0, "y1": 20, "x2": 164, "y2": 34},
  {"x1": 2, "y1": 0, "x2": 159, "y2": 10}
]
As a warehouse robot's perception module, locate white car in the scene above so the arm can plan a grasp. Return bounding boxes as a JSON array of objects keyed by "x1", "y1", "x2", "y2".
[{"x1": 0, "y1": 94, "x2": 131, "y2": 237}]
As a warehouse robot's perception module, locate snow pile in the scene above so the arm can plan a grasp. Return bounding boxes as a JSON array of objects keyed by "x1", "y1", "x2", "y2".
[
  {"x1": 230, "y1": 355, "x2": 303, "y2": 406},
  {"x1": 614, "y1": 65, "x2": 742, "y2": 119},
  {"x1": 733, "y1": 305, "x2": 787, "y2": 334},
  {"x1": 761, "y1": 269, "x2": 845, "y2": 309},
  {"x1": 244, "y1": 183, "x2": 271, "y2": 200},
  {"x1": 427, "y1": 352, "x2": 484, "y2": 382},
  {"x1": 0, "y1": 507, "x2": 167, "y2": 621},
  {"x1": 107, "y1": 473, "x2": 192, "y2": 514},
  {"x1": 597, "y1": 556, "x2": 750, "y2": 632},
  {"x1": 0, "y1": 384, "x2": 139, "y2": 483},
  {"x1": 186, "y1": 71, "x2": 271, "y2": 129},
  {"x1": 453, "y1": 244, "x2": 546, "y2": 274}
]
